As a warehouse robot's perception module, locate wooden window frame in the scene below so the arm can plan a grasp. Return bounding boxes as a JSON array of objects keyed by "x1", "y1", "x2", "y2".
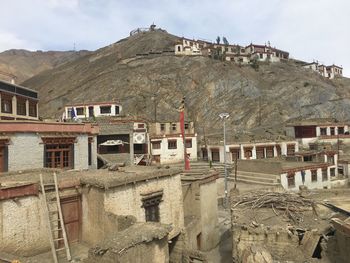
[
  {"x1": 168, "y1": 140, "x2": 177, "y2": 150},
  {"x1": 142, "y1": 194, "x2": 162, "y2": 222},
  {"x1": 287, "y1": 144, "x2": 295, "y2": 156},
  {"x1": 29, "y1": 101, "x2": 37, "y2": 117},
  {"x1": 160, "y1": 123, "x2": 166, "y2": 132},
  {"x1": 75, "y1": 107, "x2": 84, "y2": 115},
  {"x1": 266, "y1": 146, "x2": 274, "y2": 158},
  {"x1": 320, "y1": 127, "x2": 327, "y2": 136},
  {"x1": 256, "y1": 147, "x2": 265, "y2": 159},
  {"x1": 100, "y1": 105, "x2": 111, "y2": 114},
  {"x1": 152, "y1": 141, "x2": 161, "y2": 150},
  {"x1": 1, "y1": 94, "x2": 12, "y2": 114},
  {"x1": 16, "y1": 97, "x2": 26, "y2": 116}
]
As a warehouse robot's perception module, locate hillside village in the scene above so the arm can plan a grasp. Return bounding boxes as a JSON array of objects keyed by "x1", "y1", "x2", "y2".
[{"x1": 0, "y1": 24, "x2": 349, "y2": 263}]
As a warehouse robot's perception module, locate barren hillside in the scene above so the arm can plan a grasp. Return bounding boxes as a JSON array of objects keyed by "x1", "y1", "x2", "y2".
[
  {"x1": 0, "y1": 49, "x2": 91, "y2": 83},
  {"x1": 22, "y1": 30, "x2": 350, "y2": 140}
]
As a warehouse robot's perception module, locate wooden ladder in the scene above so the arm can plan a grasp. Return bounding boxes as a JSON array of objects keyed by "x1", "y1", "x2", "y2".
[{"x1": 40, "y1": 173, "x2": 71, "y2": 263}]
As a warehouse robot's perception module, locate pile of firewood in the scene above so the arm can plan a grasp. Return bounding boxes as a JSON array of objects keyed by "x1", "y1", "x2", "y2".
[{"x1": 231, "y1": 191, "x2": 317, "y2": 223}]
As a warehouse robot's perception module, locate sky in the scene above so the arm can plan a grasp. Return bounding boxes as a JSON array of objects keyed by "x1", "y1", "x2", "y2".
[{"x1": 1, "y1": 0, "x2": 349, "y2": 76}]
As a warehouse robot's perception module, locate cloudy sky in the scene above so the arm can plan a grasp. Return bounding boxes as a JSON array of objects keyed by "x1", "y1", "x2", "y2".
[{"x1": 1, "y1": 0, "x2": 349, "y2": 76}]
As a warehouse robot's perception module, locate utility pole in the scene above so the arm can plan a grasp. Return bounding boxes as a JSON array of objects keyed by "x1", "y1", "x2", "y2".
[{"x1": 219, "y1": 112, "x2": 230, "y2": 208}]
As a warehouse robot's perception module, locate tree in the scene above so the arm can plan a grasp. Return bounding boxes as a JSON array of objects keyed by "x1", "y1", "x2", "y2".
[
  {"x1": 216, "y1": 36, "x2": 220, "y2": 44},
  {"x1": 223, "y1": 37, "x2": 229, "y2": 46}
]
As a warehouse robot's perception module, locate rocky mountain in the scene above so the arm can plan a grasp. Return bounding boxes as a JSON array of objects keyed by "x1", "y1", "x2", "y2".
[
  {"x1": 21, "y1": 29, "x2": 350, "y2": 141},
  {"x1": 0, "y1": 49, "x2": 91, "y2": 83}
]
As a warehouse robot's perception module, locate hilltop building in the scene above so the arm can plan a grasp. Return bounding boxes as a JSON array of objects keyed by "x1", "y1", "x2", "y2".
[
  {"x1": 302, "y1": 62, "x2": 343, "y2": 79},
  {"x1": 175, "y1": 37, "x2": 289, "y2": 64}
]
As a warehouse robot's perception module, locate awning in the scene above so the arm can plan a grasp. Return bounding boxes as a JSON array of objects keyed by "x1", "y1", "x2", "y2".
[{"x1": 99, "y1": 140, "x2": 129, "y2": 146}]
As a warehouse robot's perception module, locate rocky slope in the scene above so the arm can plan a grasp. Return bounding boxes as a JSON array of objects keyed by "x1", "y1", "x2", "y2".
[
  {"x1": 21, "y1": 30, "x2": 350, "y2": 140},
  {"x1": 0, "y1": 49, "x2": 91, "y2": 83}
]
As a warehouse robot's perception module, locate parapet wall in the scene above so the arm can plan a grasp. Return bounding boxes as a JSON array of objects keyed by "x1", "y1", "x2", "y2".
[{"x1": 237, "y1": 160, "x2": 281, "y2": 174}]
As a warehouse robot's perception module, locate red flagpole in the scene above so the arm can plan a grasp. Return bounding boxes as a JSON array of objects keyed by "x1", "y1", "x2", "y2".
[{"x1": 180, "y1": 97, "x2": 190, "y2": 170}]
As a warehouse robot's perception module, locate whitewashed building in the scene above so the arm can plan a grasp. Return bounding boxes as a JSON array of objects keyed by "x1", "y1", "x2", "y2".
[
  {"x1": 63, "y1": 102, "x2": 122, "y2": 120},
  {"x1": 149, "y1": 121, "x2": 197, "y2": 164}
]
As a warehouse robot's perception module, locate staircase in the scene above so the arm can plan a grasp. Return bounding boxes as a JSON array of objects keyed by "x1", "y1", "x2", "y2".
[
  {"x1": 229, "y1": 170, "x2": 281, "y2": 186},
  {"x1": 40, "y1": 173, "x2": 71, "y2": 263}
]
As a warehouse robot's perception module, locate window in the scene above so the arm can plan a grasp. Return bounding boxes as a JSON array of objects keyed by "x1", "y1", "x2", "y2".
[
  {"x1": 266, "y1": 147, "x2": 274, "y2": 158},
  {"x1": 100, "y1": 105, "x2": 111, "y2": 114},
  {"x1": 322, "y1": 168, "x2": 328, "y2": 181},
  {"x1": 185, "y1": 139, "x2": 192, "y2": 148},
  {"x1": 160, "y1": 123, "x2": 165, "y2": 132},
  {"x1": 143, "y1": 194, "x2": 162, "y2": 222},
  {"x1": 168, "y1": 140, "x2": 177, "y2": 149},
  {"x1": 16, "y1": 98, "x2": 26, "y2": 116},
  {"x1": 256, "y1": 147, "x2": 265, "y2": 159},
  {"x1": 330, "y1": 127, "x2": 335, "y2": 136},
  {"x1": 244, "y1": 148, "x2": 253, "y2": 159},
  {"x1": 287, "y1": 144, "x2": 295, "y2": 156},
  {"x1": 171, "y1": 123, "x2": 177, "y2": 132},
  {"x1": 303, "y1": 155, "x2": 313, "y2": 162},
  {"x1": 327, "y1": 155, "x2": 335, "y2": 164},
  {"x1": 177, "y1": 46, "x2": 181, "y2": 52},
  {"x1": 311, "y1": 170, "x2": 317, "y2": 182},
  {"x1": 259, "y1": 53, "x2": 263, "y2": 59},
  {"x1": 320, "y1": 128, "x2": 327, "y2": 136},
  {"x1": 115, "y1": 106, "x2": 120, "y2": 115},
  {"x1": 138, "y1": 123, "x2": 145, "y2": 129},
  {"x1": 45, "y1": 144, "x2": 73, "y2": 169},
  {"x1": 184, "y1": 123, "x2": 189, "y2": 130},
  {"x1": 287, "y1": 173, "x2": 295, "y2": 188},
  {"x1": 29, "y1": 101, "x2": 37, "y2": 117},
  {"x1": 330, "y1": 168, "x2": 336, "y2": 177},
  {"x1": 1, "y1": 95, "x2": 12, "y2": 113},
  {"x1": 152, "y1": 141, "x2": 161, "y2": 149},
  {"x1": 88, "y1": 141, "x2": 92, "y2": 166},
  {"x1": 75, "y1": 107, "x2": 84, "y2": 115}
]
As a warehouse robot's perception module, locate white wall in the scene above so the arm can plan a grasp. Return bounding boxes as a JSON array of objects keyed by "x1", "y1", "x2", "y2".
[
  {"x1": 7, "y1": 133, "x2": 92, "y2": 172},
  {"x1": 151, "y1": 136, "x2": 197, "y2": 164},
  {"x1": 280, "y1": 168, "x2": 331, "y2": 191},
  {"x1": 8, "y1": 133, "x2": 43, "y2": 171}
]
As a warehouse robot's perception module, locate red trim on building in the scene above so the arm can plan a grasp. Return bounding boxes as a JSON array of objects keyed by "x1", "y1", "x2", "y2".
[
  {"x1": 0, "y1": 183, "x2": 38, "y2": 200},
  {"x1": 0, "y1": 121, "x2": 99, "y2": 134}
]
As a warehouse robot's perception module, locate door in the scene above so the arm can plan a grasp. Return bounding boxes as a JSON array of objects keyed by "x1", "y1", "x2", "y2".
[
  {"x1": 211, "y1": 150, "x2": 220, "y2": 162},
  {"x1": 60, "y1": 195, "x2": 82, "y2": 245},
  {"x1": 88, "y1": 106, "x2": 94, "y2": 117},
  {"x1": 0, "y1": 147, "x2": 4, "y2": 173}
]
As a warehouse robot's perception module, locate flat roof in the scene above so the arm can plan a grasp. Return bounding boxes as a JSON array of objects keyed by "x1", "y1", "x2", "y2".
[
  {"x1": 285, "y1": 118, "x2": 343, "y2": 126},
  {"x1": 0, "y1": 166, "x2": 182, "y2": 190},
  {"x1": 0, "y1": 79, "x2": 38, "y2": 99}
]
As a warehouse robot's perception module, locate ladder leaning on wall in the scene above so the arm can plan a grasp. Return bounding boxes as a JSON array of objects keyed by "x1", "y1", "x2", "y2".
[{"x1": 39, "y1": 173, "x2": 71, "y2": 263}]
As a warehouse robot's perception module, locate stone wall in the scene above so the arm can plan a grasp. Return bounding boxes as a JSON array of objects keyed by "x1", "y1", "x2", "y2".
[
  {"x1": 82, "y1": 174, "x2": 184, "y2": 243},
  {"x1": 74, "y1": 134, "x2": 89, "y2": 170},
  {"x1": 0, "y1": 195, "x2": 49, "y2": 256}
]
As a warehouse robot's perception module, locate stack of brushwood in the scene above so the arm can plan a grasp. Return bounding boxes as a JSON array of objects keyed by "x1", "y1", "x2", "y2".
[{"x1": 231, "y1": 191, "x2": 317, "y2": 223}]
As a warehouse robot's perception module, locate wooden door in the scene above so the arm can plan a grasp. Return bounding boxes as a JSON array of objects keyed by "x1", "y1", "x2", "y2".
[
  {"x1": 60, "y1": 195, "x2": 81, "y2": 244},
  {"x1": 211, "y1": 150, "x2": 220, "y2": 162},
  {"x1": 0, "y1": 147, "x2": 4, "y2": 173}
]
